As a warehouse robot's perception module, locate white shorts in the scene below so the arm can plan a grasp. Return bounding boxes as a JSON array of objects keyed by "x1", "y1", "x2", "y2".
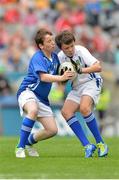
[
  {"x1": 18, "y1": 89, "x2": 53, "y2": 118},
  {"x1": 67, "y1": 80, "x2": 102, "y2": 105}
]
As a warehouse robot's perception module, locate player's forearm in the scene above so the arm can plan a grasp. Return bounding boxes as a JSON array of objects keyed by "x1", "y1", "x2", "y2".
[
  {"x1": 40, "y1": 73, "x2": 62, "y2": 82},
  {"x1": 82, "y1": 62, "x2": 102, "y2": 74},
  {"x1": 82, "y1": 66, "x2": 101, "y2": 73}
]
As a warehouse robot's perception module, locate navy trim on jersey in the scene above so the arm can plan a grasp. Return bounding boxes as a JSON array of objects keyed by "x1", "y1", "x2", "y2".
[{"x1": 89, "y1": 73, "x2": 102, "y2": 88}]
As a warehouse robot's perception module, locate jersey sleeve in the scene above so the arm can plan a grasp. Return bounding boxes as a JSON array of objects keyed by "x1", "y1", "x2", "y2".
[
  {"x1": 32, "y1": 55, "x2": 47, "y2": 74},
  {"x1": 80, "y1": 46, "x2": 98, "y2": 66}
]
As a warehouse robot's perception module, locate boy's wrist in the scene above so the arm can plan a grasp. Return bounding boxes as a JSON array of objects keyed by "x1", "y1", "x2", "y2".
[{"x1": 77, "y1": 67, "x2": 82, "y2": 74}]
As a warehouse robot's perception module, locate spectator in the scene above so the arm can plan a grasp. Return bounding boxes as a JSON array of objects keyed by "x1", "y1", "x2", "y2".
[
  {"x1": 22, "y1": 7, "x2": 38, "y2": 26},
  {"x1": 21, "y1": 7, "x2": 38, "y2": 39},
  {"x1": 55, "y1": 2, "x2": 73, "y2": 32},
  {"x1": 0, "y1": 17, "x2": 10, "y2": 49},
  {"x1": 103, "y1": 41, "x2": 115, "y2": 64},
  {"x1": 85, "y1": 0, "x2": 101, "y2": 26},
  {"x1": 91, "y1": 25, "x2": 108, "y2": 59},
  {"x1": 70, "y1": 7, "x2": 86, "y2": 27},
  {"x1": 100, "y1": 0, "x2": 115, "y2": 31},
  {"x1": 79, "y1": 29, "x2": 93, "y2": 52},
  {"x1": 4, "y1": 4, "x2": 21, "y2": 24},
  {"x1": 0, "y1": 68, "x2": 12, "y2": 96},
  {"x1": 7, "y1": 45, "x2": 27, "y2": 72},
  {"x1": 9, "y1": 28, "x2": 25, "y2": 47}
]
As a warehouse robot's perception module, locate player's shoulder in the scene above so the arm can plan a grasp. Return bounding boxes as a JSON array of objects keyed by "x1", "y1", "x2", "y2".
[
  {"x1": 57, "y1": 50, "x2": 65, "y2": 59},
  {"x1": 75, "y1": 45, "x2": 91, "y2": 57},
  {"x1": 75, "y1": 45, "x2": 88, "y2": 52},
  {"x1": 31, "y1": 50, "x2": 45, "y2": 63},
  {"x1": 31, "y1": 50, "x2": 42, "y2": 59}
]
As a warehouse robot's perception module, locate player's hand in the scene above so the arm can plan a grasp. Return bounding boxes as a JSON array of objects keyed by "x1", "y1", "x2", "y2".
[{"x1": 61, "y1": 70, "x2": 75, "y2": 82}]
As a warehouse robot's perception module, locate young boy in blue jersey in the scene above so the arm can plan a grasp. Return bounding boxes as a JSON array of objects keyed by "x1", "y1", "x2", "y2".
[
  {"x1": 55, "y1": 30, "x2": 108, "y2": 158},
  {"x1": 15, "y1": 28, "x2": 75, "y2": 158}
]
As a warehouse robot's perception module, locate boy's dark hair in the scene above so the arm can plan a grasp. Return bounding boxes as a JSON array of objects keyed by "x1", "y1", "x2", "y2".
[
  {"x1": 35, "y1": 28, "x2": 52, "y2": 49},
  {"x1": 55, "y1": 30, "x2": 75, "y2": 49}
]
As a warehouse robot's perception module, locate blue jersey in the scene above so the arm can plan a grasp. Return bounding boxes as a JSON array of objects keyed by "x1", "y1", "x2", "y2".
[{"x1": 17, "y1": 50, "x2": 60, "y2": 106}]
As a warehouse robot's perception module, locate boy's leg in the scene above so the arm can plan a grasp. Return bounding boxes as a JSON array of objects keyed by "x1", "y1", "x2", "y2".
[
  {"x1": 67, "y1": 115, "x2": 96, "y2": 158},
  {"x1": 84, "y1": 112, "x2": 108, "y2": 157},
  {"x1": 62, "y1": 100, "x2": 96, "y2": 157},
  {"x1": 16, "y1": 117, "x2": 35, "y2": 158},
  {"x1": 26, "y1": 116, "x2": 58, "y2": 156},
  {"x1": 80, "y1": 95, "x2": 108, "y2": 157},
  {"x1": 16, "y1": 96, "x2": 38, "y2": 158}
]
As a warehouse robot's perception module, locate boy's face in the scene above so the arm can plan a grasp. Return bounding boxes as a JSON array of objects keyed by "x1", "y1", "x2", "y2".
[
  {"x1": 40, "y1": 34, "x2": 55, "y2": 53},
  {"x1": 61, "y1": 41, "x2": 75, "y2": 57}
]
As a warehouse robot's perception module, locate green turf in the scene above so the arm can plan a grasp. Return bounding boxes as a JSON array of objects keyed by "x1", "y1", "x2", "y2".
[{"x1": 0, "y1": 136, "x2": 119, "y2": 179}]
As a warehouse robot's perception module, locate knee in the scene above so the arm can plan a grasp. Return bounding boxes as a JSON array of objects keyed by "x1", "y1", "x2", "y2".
[
  {"x1": 80, "y1": 105, "x2": 91, "y2": 116},
  {"x1": 61, "y1": 109, "x2": 73, "y2": 120},
  {"x1": 27, "y1": 108, "x2": 38, "y2": 119},
  {"x1": 48, "y1": 127, "x2": 58, "y2": 137}
]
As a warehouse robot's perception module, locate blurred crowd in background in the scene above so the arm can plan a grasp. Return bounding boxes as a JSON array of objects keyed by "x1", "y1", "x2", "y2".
[{"x1": 0, "y1": 0, "x2": 119, "y2": 135}]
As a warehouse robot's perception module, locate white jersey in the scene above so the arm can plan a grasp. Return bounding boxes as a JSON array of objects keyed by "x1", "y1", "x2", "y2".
[{"x1": 58, "y1": 45, "x2": 102, "y2": 88}]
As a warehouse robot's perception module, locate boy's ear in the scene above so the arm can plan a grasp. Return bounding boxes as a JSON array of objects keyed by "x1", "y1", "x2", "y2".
[{"x1": 39, "y1": 43, "x2": 43, "y2": 50}]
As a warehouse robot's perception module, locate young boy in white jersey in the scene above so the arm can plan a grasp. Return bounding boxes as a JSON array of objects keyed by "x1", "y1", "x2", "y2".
[
  {"x1": 55, "y1": 30, "x2": 108, "y2": 158},
  {"x1": 15, "y1": 28, "x2": 75, "y2": 158}
]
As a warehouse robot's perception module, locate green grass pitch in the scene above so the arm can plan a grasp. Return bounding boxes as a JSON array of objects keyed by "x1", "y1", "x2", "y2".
[{"x1": 0, "y1": 136, "x2": 119, "y2": 179}]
